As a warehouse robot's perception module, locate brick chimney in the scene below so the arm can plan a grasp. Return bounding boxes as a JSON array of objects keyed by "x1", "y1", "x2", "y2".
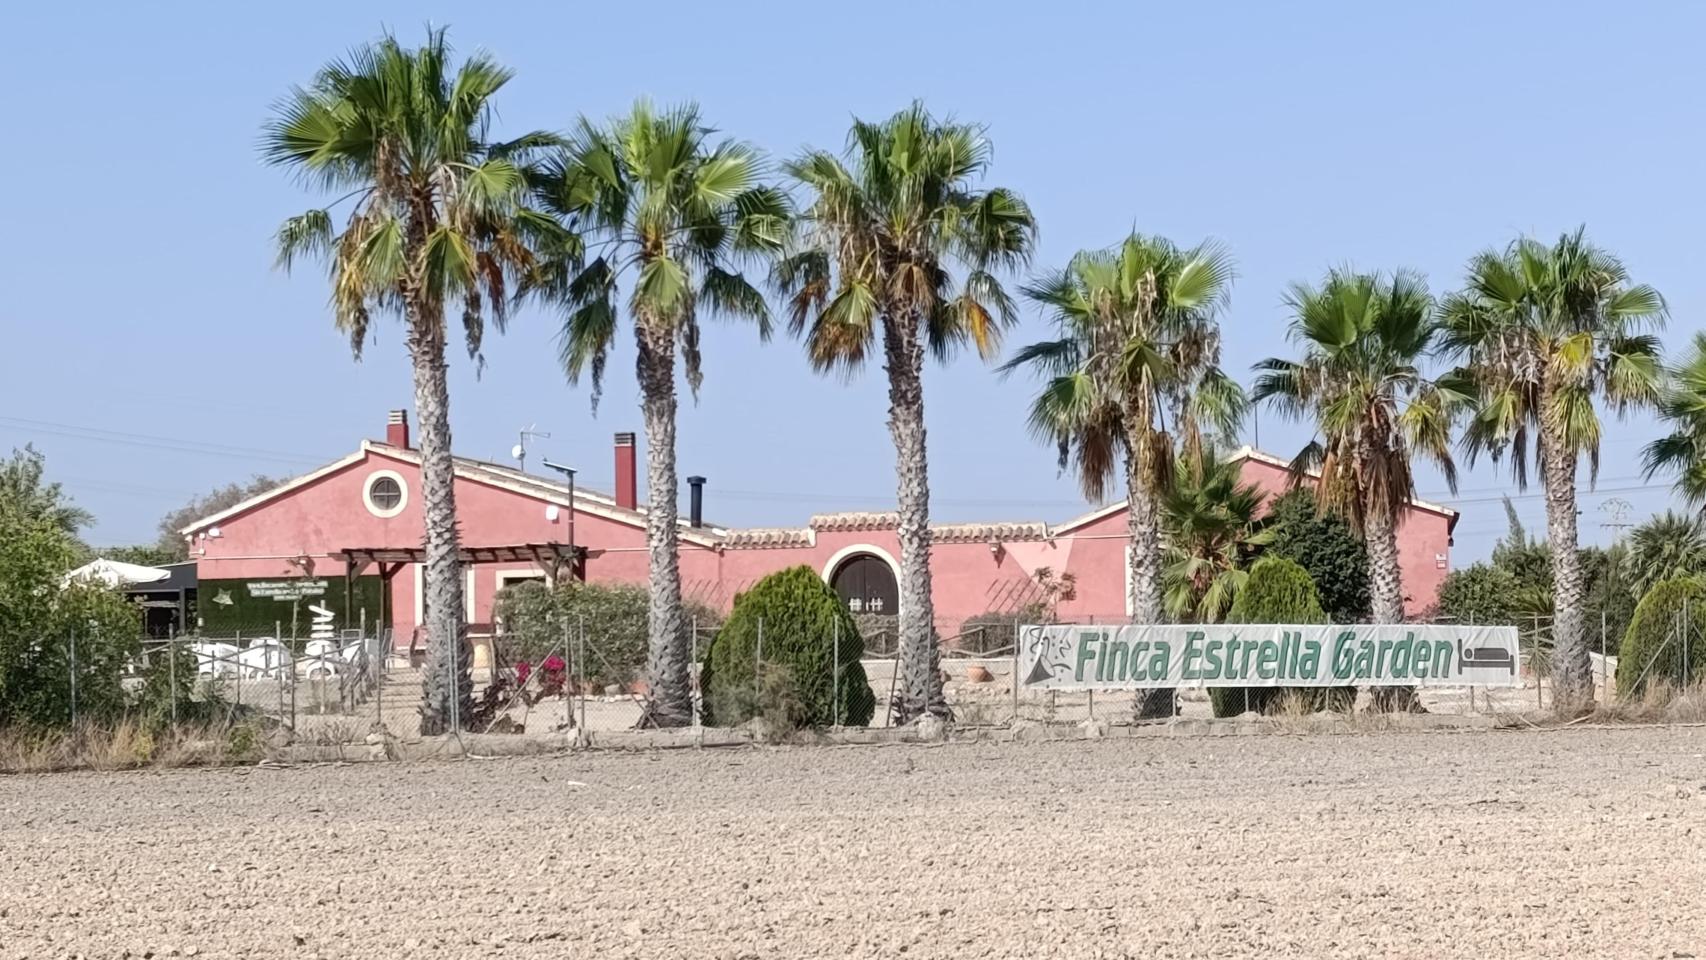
[
  {"x1": 386, "y1": 410, "x2": 411, "y2": 449},
  {"x1": 614, "y1": 432, "x2": 637, "y2": 510}
]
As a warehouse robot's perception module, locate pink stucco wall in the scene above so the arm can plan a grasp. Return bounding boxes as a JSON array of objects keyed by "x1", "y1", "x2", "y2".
[{"x1": 191, "y1": 444, "x2": 1453, "y2": 642}]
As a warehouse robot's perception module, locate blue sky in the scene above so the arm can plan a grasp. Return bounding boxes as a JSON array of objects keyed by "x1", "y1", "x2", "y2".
[{"x1": 1, "y1": 1, "x2": 1700, "y2": 561}]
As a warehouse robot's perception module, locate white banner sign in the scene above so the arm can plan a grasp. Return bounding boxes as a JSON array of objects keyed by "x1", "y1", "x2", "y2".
[{"x1": 1019, "y1": 624, "x2": 1521, "y2": 689}]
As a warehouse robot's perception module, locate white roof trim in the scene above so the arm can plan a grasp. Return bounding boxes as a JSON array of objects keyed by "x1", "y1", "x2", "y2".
[
  {"x1": 179, "y1": 450, "x2": 368, "y2": 535},
  {"x1": 180, "y1": 442, "x2": 723, "y2": 548},
  {"x1": 1051, "y1": 445, "x2": 1458, "y2": 535},
  {"x1": 365, "y1": 443, "x2": 724, "y2": 548}
]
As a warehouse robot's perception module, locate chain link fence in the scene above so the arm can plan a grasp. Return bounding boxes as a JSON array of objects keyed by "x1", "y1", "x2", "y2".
[{"x1": 51, "y1": 602, "x2": 1694, "y2": 744}]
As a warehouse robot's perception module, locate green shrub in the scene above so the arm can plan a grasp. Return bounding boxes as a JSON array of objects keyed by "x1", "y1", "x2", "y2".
[
  {"x1": 1211, "y1": 557, "x2": 1350, "y2": 716},
  {"x1": 492, "y1": 579, "x2": 720, "y2": 689},
  {"x1": 1616, "y1": 578, "x2": 1706, "y2": 699},
  {"x1": 1261, "y1": 490, "x2": 1371, "y2": 623},
  {"x1": 702, "y1": 566, "x2": 875, "y2": 728}
]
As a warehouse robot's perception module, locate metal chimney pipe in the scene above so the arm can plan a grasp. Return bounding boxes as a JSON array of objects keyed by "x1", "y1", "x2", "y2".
[{"x1": 687, "y1": 476, "x2": 706, "y2": 528}]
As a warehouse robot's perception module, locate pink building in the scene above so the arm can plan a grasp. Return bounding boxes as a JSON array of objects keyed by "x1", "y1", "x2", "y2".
[{"x1": 183, "y1": 412, "x2": 1457, "y2": 644}]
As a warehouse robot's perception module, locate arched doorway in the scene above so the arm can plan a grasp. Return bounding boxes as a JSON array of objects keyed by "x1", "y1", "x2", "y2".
[{"x1": 830, "y1": 553, "x2": 898, "y2": 615}]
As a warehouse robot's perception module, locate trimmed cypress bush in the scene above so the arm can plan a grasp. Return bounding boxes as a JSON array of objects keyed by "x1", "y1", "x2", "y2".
[
  {"x1": 1616, "y1": 577, "x2": 1706, "y2": 699},
  {"x1": 702, "y1": 566, "x2": 876, "y2": 728},
  {"x1": 1211, "y1": 557, "x2": 1350, "y2": 716}
]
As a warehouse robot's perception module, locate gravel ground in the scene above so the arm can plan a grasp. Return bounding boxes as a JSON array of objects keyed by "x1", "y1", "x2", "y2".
[{"x1": 4, "y1": 726, "x2": 1705, "y2": 959}]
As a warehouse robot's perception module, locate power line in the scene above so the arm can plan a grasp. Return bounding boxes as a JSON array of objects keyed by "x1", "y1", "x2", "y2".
[{"x1": 0, "y1": 416, "x2": 329, "y2": 467}]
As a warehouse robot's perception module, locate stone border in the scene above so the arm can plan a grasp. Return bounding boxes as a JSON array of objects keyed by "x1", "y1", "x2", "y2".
[{"x1": 266, "y1": 711, "x2": 1509, "y2": 764}]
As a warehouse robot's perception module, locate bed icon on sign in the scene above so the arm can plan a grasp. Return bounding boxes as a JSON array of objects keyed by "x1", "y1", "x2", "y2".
[{"x1": 1457, "y1": 637, "x2": 1516, "y2": 674}]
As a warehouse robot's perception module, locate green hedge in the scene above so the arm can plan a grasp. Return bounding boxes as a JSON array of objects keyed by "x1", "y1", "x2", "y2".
[
  {"x1": 702, "y1": 566, "x2": 875, "y2": 728},
  {"x1": 1616, "y1": 578, "x2": 1706, "y2": 699},
  {"x1": 1212, "y1": 557, "x2": 1350, "y2": 716},
  {"x1": 492, "y1": 579, "x2": 721, "y2": 689}
]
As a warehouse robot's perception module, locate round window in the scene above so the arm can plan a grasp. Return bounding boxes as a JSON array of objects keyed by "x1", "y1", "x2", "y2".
[{"x1": 363, "y1": 471, "x2": 408, "y2": 518}]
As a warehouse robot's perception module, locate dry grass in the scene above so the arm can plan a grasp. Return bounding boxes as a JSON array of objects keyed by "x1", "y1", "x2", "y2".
[
  {"x1": 1590, "y1": 680, "x2": 1706, "y2": 725},
  {"x1": 0, "y1": 718, "x2": 275, "y2": 774}
]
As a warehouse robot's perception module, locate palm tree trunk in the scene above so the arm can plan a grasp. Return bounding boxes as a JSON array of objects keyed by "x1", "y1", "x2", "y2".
[
  {"x1": 635, "y1": 315, "x2": 691, "y2": 728},
  {"x1": 885, "y1": 313, "x2": 946, "y2": 724},
  {"x1": 409, "y1": 324, "x2": 471, "y2": 736},
  {"x1": 1124, "y1": 423, "x2": 1173, "y2": 720},
  {"x1": 1364, "y1": 507, "x2": 1420, "y2": 712},
  {"x1": 1539, "y1": 415, "x2": 1592, "y2": 714}
]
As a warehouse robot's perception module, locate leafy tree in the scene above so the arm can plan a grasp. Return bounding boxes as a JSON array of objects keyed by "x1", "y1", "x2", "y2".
[
  {"x1": 1440, "y1": 228, "x2": 1667, "y2": 712},
  {"x1": 1431, "y1": 562, "x2": 1523, "y2": 627},
  {"x1": 1616, "y1": 578, "x2": 1706, "y2": 699},
  {"x1": 1643, "y1": 331, "x2": 1706, "y2": 505},
  {"x1": 1162, "y1": 445, "x2": 1273, "y2": 624},
  {"x1": 1253, "y1": 269, "x2": 1457, "y2": 711},
  {"x1": 1261, "y1": 489, "x2": 1371, "y2": 623},
  {"x1": 1006, "y1": 233, "x2": 1241, "y2": 720},
  {"x1": 1624, "y1": 512, "x2": 1706, "y2": 600},
  {"x1": 527, "y1": 102, "x2": 786, "y2": 727},
  {"x1": 0, "y1": 446, "x2": 91, "y2": 535},
  {"x1": 263, "y1": 29, "x2": 571, "y2": 734},
  {"x1": 154, "y1": 476, "x2": 281, "y2": 559},
  {"x1": 0, "y1": 452, "x2": 141, "y2": 730},
  {"x1": 777, "y1": 104, "x2": 1036, "y2": 723},
  {"x1": 701, "y1": 566, "x2": 875, "y2": 728},
  {"x1": 1212, "y1": 557, "x2": 1347, "y2": 716}
]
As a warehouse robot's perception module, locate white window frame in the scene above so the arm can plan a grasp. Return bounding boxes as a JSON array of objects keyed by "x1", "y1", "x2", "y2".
[{"x1": 362, "y1": 469, "x2": 409, "y2": 519}]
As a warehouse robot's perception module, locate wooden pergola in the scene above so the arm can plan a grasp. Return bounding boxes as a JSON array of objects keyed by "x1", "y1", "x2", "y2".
[{"x1": 335, "y1": 543, "x2": 586, "y2": 629}]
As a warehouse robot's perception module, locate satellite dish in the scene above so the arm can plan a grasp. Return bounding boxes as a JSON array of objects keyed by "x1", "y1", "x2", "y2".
[{"x1": 511, "y1": 443, "x2": 525, "y2": 459}]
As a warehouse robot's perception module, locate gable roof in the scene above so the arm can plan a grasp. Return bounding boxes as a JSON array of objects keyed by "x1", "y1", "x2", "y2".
[
  {"x1": 1051, "y1": 445, "x2": 1461, "y2": 535},
  {"x1": 179, "y1": 441, "x2": 723, "y2": 548}
]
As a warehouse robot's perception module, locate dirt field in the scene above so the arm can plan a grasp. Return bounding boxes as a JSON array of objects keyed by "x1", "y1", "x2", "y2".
[{"x1": 4, "y1": 726, "x2": 1704, "y2": 959}]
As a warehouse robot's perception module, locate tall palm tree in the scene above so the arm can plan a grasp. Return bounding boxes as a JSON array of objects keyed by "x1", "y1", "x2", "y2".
[
  {"x1": 1161, "y1": 445, "x2": 1273, "y2": 624},
  {"x1": 1004, "y1": 233, "x2": 1242, "y2": 718},
  {"x1": 1643, "y1": 332, "x2": 1706, "y2": 507},
  {"x1": 528, "y1": 102, "x2": 787, "y2": 727},
  {"x1": 1252, "y1": 269, "x2": 1458, "y2": 711},
  {"x1": 264, "y1": 29, "x2": 570, "y2": 734},
  {"x1": 776, "y1": 104, "x2": 1036, "y2": 723},
  {"x1": 1623, "y1": 511, "x2": 1706, "y2": 599},
  {"x1": 1439, "y1": 228, "x2": 1666, "y2": 713}
]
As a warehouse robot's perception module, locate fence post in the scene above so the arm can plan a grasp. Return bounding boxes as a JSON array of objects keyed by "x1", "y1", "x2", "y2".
[
  {"x1": 1600, "y1": 610, "x2": 1608, "y2": 703},
  {"x1": 1684, "y1": 598, "x2": 1692, "y2": 690},
  {"x1": 562, "y1": 617, "x2": 573, "y2": 732},
  {"x1": 1534, "y1": 616, "x2": 1543, "y2": 711},
  {"x1": 234, "y1": 629, "x2": 243, "y2": 717},
  {"x1": 577, "y1": 615, "x2": 587, "y2": 734},
  {"x1": 755, "y1": 616, "x2": 764, "y2": 710},
  {"x1": 68, "y1": 630, "x2": 78, "y2": 730},
  {"x1": 1011, "y1": 618, "x2": 1020, "y2": 725},
  {"x1": 832, "y1": 615, "x2": 840, "y2": 728},
  {"x1": 691, "y1": 615, "x2": 699, "y2": 728},
  {"x1": 168, "y1": 629, "x2": 179, "y2": 728}
]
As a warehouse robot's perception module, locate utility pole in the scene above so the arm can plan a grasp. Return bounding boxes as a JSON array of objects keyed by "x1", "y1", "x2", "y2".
[{"x1": 1599, "y1": 498, "x2": 1634, "y2": 544}]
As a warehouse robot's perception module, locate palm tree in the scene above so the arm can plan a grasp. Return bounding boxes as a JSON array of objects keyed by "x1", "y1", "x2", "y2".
[
  {"x1": 1624, "y1": 512, "x2": 1706, "y2": 599},
  {"x1": 1643, "y1": 332, "x2": 1706, "y2": 507},
  {"x1": 264, "y1": 29, "x2": 570, "y2": 734},
  {"x1": 1439, "y1": 228, "x2": 1666, "y2": 713},
  {"x1": 776, "y1": 104, "x2": 1036, "y2": 723},
  {"x1": 1161, "y1": 445, "x2": 1273, "y2": 624},
  {"x1": 528, "y1": 102, "x2": 787, "y2": 727},
  {"x1": 1005, "y1": 233, "x2": 1242, "y2": 718},
  {"x1": 1252, "y1": 269, "x2": 1458, "y2": 711}
]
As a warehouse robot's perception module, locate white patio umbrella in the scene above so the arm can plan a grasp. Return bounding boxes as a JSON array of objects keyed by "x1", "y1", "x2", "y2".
[{"x1": 61, "y1": 558, "x2": 172, "y2": 588}]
